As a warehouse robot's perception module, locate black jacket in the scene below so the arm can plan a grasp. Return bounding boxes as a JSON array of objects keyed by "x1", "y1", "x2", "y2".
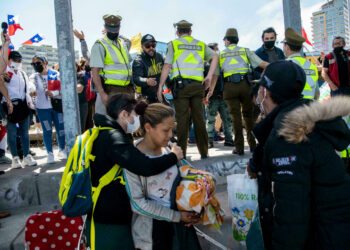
[
  {"x1": 89, "y1": 114, "x2": 178, "y2": 224},
  {"x1": 132, "y1": 52, "x2": 165, "y2": 103},
  {"x1": 254, "y1": 97, "x2": 350, "y2": 250}
]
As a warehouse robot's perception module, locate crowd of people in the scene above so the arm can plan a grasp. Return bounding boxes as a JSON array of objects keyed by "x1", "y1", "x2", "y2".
[{"x1": 1, "y1": 12, "x2": 350, "y2": 249}]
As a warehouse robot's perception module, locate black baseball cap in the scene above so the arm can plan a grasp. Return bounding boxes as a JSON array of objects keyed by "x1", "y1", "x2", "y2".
[
  {"x1": 257, "y1": 60, "x2": 306, "y2": 100},
  {"x1": 141, "y1": 34, "x2": 156, "y2": 45},
  {"x1": 8, "y1": 51, "x2": 22, "y2": 61}
]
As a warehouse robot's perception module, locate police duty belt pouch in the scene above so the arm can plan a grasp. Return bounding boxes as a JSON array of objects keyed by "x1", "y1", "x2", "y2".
[
  {"x1": 59, "y1": 126, "x2": 125, "y2": 250},
  {"x1": 51, "y1": 98, "x2": 63, "y2": 113},
  {"x1": 2, "y1": 98, "x2": 30, "y2": 123},
  {"x1": 227, "y1": 173, "x2": 258, "y2": 245}
]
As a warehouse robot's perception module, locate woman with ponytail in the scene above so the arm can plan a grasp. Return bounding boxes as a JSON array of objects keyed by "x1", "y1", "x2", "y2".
[
  {"x1": 86, "y1": 93, "x2": 184, "y2": 249},
  {"x1": 124, "y1": 102, "x2": 202, "y2": 250}
]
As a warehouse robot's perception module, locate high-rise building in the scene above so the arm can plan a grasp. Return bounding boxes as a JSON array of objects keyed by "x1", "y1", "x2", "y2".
[
  {"x1": 17, "y1": 44, "x2": 79, "y2": 75},
  {"x1": 312, "y1": 0, "x2": 350, "y2": 53}
]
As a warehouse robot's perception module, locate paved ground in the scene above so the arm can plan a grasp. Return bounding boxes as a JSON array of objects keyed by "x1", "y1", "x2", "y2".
[{"x1": 0, "y1": 139, "x2": 252, "y2": 250}]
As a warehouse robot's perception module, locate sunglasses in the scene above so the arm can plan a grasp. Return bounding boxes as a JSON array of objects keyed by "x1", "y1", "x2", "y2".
[
  {"x1": 31, "y1": 62, "x2": 42, "y2": 66},
  {"x1": 145, "y1": 43, "x2": 156, "y2": 49}
]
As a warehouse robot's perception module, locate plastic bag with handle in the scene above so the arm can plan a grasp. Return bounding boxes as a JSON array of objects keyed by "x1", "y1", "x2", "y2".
[{"x1": 227, "y1": 173, "x2": 258, "y2": 245}]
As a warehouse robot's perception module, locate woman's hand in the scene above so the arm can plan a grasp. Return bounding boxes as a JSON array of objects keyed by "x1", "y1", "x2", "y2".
[
  {"x1": 180, "y1": 211, "x2": 201, "y2": 226},
  {"x1": 45, "y1": 90, "x2": 53, "y2": 97},
  {"x1": 171, "y1": 142, "x2": 183, "y2": 160}
]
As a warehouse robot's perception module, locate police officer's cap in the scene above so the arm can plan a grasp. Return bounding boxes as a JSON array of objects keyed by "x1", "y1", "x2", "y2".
[
  {"x1": 283, "y1": 28, "x2": 305, "y2": 46},
  {"x1": 257, "y1": 60, "x2": 306, "y2": 100},
  {"x1": 225, "y1": 28, "x2": 238, "y2": 39},
  {"x1": 103, "y1": 14, "x2": 122, "y2": 31},
  {"x1": 174, "y1": 20, "x2": 192, "y2": 29}
]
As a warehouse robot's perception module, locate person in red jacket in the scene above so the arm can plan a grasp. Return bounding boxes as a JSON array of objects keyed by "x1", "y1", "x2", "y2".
[{"x1": 322, "y1": 36, "x2": 350, "y2": 96}]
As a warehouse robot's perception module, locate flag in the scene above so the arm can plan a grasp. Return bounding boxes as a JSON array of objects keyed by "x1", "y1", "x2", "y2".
[
  {"x1": 47, "y1": 70, "x2": 61, "y2": 91},
  {"x1": 8, "y1": 42, "x2": 14, "y2": 56},
  {"x1": 7, "y1": 15, "x2": 23, "y2": 36},
  {"x1": 129, "y1": 33, "x2": 142, "y2": 54},
  {"x1": 302, "y1": 28, "x2": 313, "y2": 47},
  {"x1": 23, "y1": 34, "x2": 44, "y2": 45}
]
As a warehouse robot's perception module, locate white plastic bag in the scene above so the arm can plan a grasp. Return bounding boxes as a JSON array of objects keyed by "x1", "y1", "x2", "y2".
[{"x1": 227, "y1": 173, "x2": 258, "y2": 244}]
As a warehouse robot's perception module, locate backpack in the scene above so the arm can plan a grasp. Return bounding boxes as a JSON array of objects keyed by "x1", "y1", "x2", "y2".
[{"x1": 58, "y1": 126, "x2": 125, "y2": 250}]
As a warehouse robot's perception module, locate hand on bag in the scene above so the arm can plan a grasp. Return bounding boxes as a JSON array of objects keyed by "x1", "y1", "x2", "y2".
[
  {"x1": 7, "y1": 101, "x2": 13, "y2": 115},
  {"x1": 181, "y1": 211, "x2": 201, "y2": 226},
  {"x1": 171, "y1": 142, "x2": 183, "y2": 160},
  {"x1": 45, "y1": 90, "x2": 53, "y2": 97},
  {"x1": 246, "y1": 161, "x2": 257, "y2": 179},
  {"x1": 146, "y1": 78, "x2": 157, "y2": 86}
]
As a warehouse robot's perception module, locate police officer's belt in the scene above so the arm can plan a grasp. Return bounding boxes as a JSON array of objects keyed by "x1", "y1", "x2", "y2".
[{"x1": 224, "y1": 74, "x2": 247, "y2": 83}]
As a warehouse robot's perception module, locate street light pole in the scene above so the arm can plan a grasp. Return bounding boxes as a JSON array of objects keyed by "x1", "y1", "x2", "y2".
[
  {"x1": 282, "y1": 0, "x2": 302, "y2": 34},
  {"x1": 54, "y1": 0, "x2": 80, "y2": 151}
]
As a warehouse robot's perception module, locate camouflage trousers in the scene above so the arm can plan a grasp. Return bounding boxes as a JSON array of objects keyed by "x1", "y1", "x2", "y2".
[{"x1": 206, "y1": 98, "x2": 233, "y2": 143}]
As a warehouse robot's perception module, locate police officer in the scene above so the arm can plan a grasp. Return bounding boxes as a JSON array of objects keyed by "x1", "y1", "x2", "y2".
[
  {"x1": 157, "y1": 20, "x2": 219, "y2": 158},
  {"x1": 216, "y1": 28, "x2": 268, "y2": 155},
  {"x1": 90, "y1": 14, "x2": 133, "y2": 115},
  {"x1": 283, "y1": 28, "x2": 319, "y2": 100}
]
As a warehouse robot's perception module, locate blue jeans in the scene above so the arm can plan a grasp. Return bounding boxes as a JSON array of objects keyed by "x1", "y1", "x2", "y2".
[
  {"x1": 37, "y1": 108, "x2": 65, "y2": 153},
  {"x1": 6, "y1": 116, "x2": 30, "y2": 157}
]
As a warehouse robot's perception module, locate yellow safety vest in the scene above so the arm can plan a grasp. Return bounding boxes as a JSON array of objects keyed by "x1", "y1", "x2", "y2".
[
  {"x1": 171, "y1": 36, "x2": 205, "y2": 82},
  {"x1": 219, "y1": 45, "x2": 249, "y2": 78},
  {"x1": 98, "y1": 37, "x2": 131, "y2": 86},
  {"x1": 288, "y1": 56, "x2": 319, "y2": 99}
]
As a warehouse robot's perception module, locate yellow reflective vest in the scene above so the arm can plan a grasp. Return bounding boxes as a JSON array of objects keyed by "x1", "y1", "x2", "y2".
[
  {"x1": 98, "y1": 37, "x2": 131, "y2": 86},
  {"x1": 219, "y1": 45, "x2": 249, "y2": 78},
  {"x1": 171, "y1": 36, "x2": 205, "y2": 82},
  {"x1": 288, "y1": 55, "x2": 319, "y2": 99}
]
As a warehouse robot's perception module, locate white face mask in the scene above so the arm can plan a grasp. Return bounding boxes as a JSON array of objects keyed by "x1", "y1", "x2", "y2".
[
  {"x1": 256, "y1": 88, "x2": 267, "y2": 114},
  {"x1": 10, "y1": 62, "x2": 21, "y2": 70},
  {"x1": 126, "y1": 115, "x2": 140, "y2": 134}
]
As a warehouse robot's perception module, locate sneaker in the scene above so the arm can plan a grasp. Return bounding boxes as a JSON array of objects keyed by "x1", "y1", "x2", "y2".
[
  {"x1": 47, "y1": 152, "x2": 55, "y2": 164},
  {"x1": 29, "y1": 150, "x2": 36, "y2": 156},
  {"x1": 11, "y1": 156, "x2": 22, "y2": 169},
  {"x1": 58, "y1": 149, "x2": 67, "y2": 160},
  {"x1": 224, "y1": 140, "x2": 235, "y2": 147},
  {"x1": 22, "y1": 154, "x2": 37, "y2": 167},
  {"x1": 0, "y1": 155, "x2": 12, "y2": 164}
]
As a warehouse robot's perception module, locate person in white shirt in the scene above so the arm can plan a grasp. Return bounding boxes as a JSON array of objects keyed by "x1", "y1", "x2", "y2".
[
  {"x1": 124, "y1": 102, "x2": 201, "y2": 250},
  {"x1": 0, "y1": 33, "x2": 37, "y2": 168},
  {"x1": 29, "y1": 55, "x2": 66, "y2": 164}
]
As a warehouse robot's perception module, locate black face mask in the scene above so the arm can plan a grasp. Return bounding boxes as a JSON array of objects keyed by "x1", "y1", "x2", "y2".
[
  {"x1": 264, "y1": 40, "x2": 275, "y2": 49},
  {"x1": 85, "y1": 65, "x2": 91, "y2": 72},
  {"x1": 107, "y1": 32, "x2": 119, "y2": 41},
  {"x1": 334, "y1": 46, "x2": 344, "y2": 54},
  {"x1": 34, "y1": 64, "x2": 44, "y2": 73}
]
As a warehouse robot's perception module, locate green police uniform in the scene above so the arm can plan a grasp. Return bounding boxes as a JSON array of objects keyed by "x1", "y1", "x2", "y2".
[
  {"x1": 220, "y1": 28, "x2": 263, "y2": 153},
  {"x1": 284, "y1": 28, "x2": 319, "y2": 99},
  {"x1": 164, "y1": 20, "x2": 217, "y2": 157},
  {"x1": 90, "y1": 14, "x2": 134, "y2": 115}
]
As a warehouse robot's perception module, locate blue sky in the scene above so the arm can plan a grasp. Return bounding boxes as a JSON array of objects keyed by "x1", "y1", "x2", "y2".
[{"x1": 1, "y1": 0, "x2": 323, "y2": 55}]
